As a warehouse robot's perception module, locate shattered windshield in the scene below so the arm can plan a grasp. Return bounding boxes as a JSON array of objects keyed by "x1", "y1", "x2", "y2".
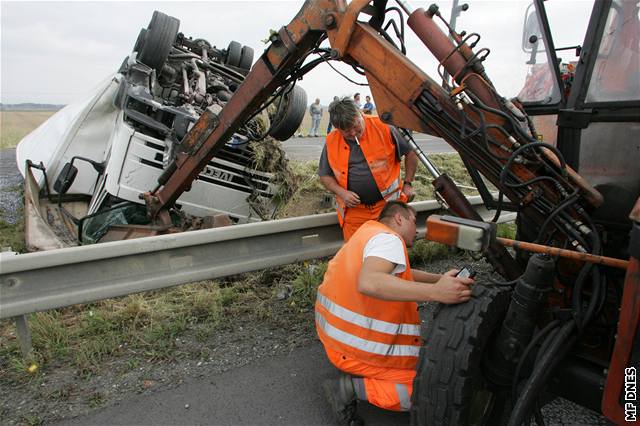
[{"x1": 80, "y1": 203, "x2": 150, "y2": 245}]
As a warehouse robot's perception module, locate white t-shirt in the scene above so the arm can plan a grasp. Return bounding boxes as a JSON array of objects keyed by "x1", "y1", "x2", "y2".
[{"x1": 362, "y1": 233, "x2": 406, "y2": 275}]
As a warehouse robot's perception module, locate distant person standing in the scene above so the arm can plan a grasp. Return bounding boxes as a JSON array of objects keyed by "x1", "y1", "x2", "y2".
[
  {"x1": 353, "y1": 93, "x2": 362, "y2": 109},
  {"x1": 326, "y1": 96, "x2": 339, "y2": 134},
  {"x1": 309, "y1": 98, "x2": 323, "y2": 137},
  {"x1": 362, "y1": 95, "x2": 375, "y2": 115}
]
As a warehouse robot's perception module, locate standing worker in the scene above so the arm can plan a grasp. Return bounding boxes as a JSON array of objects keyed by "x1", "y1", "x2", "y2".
[
  {"x1": 353, "y1": 92, "x2": 362, "y2": 109},
  {"x1": 319, "y1": 97, "x2": 418, "y2": 241},
  {"x1": 362, "y1": 95, "x2": 375, "y2": 114},
  {"x1": 316, "y1": 201, "x2": 474, "y2": 423},
  {"x1": 308, "y1": 98, "x2": 323, "y2": 137},
  {"x1": 326, "y1": 95, "x2": 340, "y2": 134}
]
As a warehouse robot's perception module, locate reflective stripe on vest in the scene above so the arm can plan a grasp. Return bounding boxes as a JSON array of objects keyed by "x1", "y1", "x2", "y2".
[
  {"x1": 335, "y1": 200, "x2": 345, "y2": 223},
  {"x1": 315, "y1": 311, "x2": 421, "y2": 358},
  {"x1": 380, "y1": 177, "x2": 401, "y2": 200},
  {"x1": 317, "y1": 293, "x2": 420, "y2": 336},
  {"x1": 395, "y1": 383, "x2": 412, "y2": 411}
]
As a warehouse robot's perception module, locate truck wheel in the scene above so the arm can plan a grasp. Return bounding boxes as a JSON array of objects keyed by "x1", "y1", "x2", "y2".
[
  {"x1": 138, "y1": 11, "x2": 180, "y2": 72},
  {"x1": 268, "y1": 85, "x2": 307, "y2": 141},
  {"x1": 133, "y1": 28, "x2": 147, "y2": 53},
  {"x1": 226, "y1": 41, "x2": 242, "y2": 68},
  {"x1": 411, "y1": 284, "x2": 512, "y2": 426},
  {"x1": 238, "y1": 45, "x2": 254, "y2": 72}
]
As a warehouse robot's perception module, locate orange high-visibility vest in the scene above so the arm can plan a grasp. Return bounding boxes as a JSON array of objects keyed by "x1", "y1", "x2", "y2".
[
  {"x1": 326, "y1": 116, "x2": 402, "y2": 225},
  {"x1": 315, "y1": 220, "x2": 422, "y2": 369}
]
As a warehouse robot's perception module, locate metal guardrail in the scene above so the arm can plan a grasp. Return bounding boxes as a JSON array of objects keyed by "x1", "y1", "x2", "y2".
[{"x1": 0, "y1": 196, "x2": 513, "y2": 320}]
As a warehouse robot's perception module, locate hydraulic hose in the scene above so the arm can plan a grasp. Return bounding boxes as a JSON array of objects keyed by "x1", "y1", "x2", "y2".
[{"x1": 507, "y1": 321, "x2": 577, "y2": 426}]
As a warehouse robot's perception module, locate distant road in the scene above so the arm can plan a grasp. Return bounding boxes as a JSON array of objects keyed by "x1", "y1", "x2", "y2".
[{"x1": 281, "y1": 134, "x2": 453, "y2": 161}]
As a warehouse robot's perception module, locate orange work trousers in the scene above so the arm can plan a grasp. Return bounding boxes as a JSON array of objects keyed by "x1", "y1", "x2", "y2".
[
  {"x1": 341, "y1": 200, "x2": 386, "y2": 241},
  {"x1": 325, "y1": 346, "x2": 416, "y2": 412},
  {"x1": 341, "y1": 191, "x2": 409, "y2": 241}
]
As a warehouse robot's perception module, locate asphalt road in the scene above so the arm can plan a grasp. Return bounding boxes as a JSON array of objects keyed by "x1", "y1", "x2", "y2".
[
  {"x1": 54, "y1": 338, "x2": 607, "y2": 426},
  {"x1": 56, "y1": 343, "x2": 409, "y2": 426},
  {"x1": 281, "y1": 134, "x2": 452, "y2": 161}
]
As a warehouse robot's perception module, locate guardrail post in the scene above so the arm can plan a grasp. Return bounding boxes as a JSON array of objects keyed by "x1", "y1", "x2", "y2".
[{"x1": 14, "y1": 315, "x2": 33, "y2": 359}]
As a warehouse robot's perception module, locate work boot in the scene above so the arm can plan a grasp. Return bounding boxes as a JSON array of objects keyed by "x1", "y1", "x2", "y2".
[{"x1": 322, "y1": 374, "x2": 364, "y2": 425}]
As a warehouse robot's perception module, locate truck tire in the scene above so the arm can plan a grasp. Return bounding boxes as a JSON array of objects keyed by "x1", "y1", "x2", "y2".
[
  {"x1": 239, "y1": 45, "x2": 254, "y2": 71},
  {"x1": 138, "y1": 11, "x2": 180, "y2": 72},
  {"x1": 411, "y1": 284, "x2": 512, "y2": 426},
  {"x1": 268, "y1": 85, "x2": 307, "y2": 141},
  {"x1": 133, "y1": 28, "x2": 147, "y2": 53},
  {"x1": 226, "y1": 41, "x2": 242, "y2": 68}
]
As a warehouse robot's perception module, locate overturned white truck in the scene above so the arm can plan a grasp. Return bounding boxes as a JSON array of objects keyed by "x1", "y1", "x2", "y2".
[{"x1": 17, "y1": 11, "x2": 307, "y2": 251}]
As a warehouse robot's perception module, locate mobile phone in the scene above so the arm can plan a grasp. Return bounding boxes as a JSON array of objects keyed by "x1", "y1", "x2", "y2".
[{"x1": 456, "y1": 265, "x2": 476, "y2": 279}]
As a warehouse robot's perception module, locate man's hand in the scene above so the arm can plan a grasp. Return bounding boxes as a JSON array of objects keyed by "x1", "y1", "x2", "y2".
[
  {"x1": 432, "y1": 269, "x2": 474, "y2": 304},
  {"x1": 338, "y1": 189, "x2": 361, "y2": 208},
  {"x1": 402, "y1": 183, "x2": 415, "y2": 202}
]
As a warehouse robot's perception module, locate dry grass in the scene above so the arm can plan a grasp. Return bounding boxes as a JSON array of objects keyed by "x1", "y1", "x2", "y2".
[
  {"x1": 0, "y1": 259, "x2": 327, "y2": 382},
  {"x1": 0, "y1": 111, "x2": 56, "y2": 149}
]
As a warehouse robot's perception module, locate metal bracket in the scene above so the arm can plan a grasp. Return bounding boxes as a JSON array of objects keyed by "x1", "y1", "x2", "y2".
[{"x1": 558, "y1": 108, "x2": 592, "y2": 129}]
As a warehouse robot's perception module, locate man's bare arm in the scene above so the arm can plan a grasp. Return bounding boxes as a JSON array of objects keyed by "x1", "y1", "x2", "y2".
[
  {"x1": 412, "y1": 269, "x2": 446, "y2": 283},
  {"x1": 358, "y1": 256, "x2": 473, "y2": 304},
  {"x1": 403, "y1": 150, "x2": 418, "y2": 183}
]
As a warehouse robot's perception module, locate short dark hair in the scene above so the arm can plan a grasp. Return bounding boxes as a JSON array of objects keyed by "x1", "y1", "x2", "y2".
[
  {"x1": 328, "y1": 97, "x2": 360, "y2": 130},
  {"x1": 378, "y1": 201, "x2": 416, "y2": 222}
]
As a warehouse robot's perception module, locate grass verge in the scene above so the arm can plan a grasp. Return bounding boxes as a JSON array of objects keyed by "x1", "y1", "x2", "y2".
[{"x1": 0, "y1": 260, "x2": 327, "y2": 384}]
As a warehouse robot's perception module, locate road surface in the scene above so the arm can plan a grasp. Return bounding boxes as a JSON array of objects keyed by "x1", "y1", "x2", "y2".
[
  {"x1": 55, "y1": 339, "x2": 606, "y2": 426},
  {"x1": 57, "y1": 343, "x2": 408, "y2": 426}
]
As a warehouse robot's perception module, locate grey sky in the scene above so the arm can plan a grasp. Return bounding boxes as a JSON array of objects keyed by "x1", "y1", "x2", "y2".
[{"x1": 1, "y1": 0, "x2": 593, "y2": 105}]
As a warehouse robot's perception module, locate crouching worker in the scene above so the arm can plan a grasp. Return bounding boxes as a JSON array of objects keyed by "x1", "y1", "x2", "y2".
[{"x1": 315, "y1": 201, "x2": 474, "y2": 424}]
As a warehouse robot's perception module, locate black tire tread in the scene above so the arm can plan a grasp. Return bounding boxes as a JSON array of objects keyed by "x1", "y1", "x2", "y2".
[
  {"x1": 239, "y1": 45, "x2": 254, "y2": 71},
  {"x1": 411, "y1": 285, "x2": 511, "y2": 426},
  {"x1": 133, "y1": 28, "x2": 147, "y2": 53},
  {"x1": 138, "y1": 11, "x2": 179, "y2": 72},
  {"x1": 268, "y1": 85, "x2": 307, "y2": 141},
  {"x1": 226, "y1": 41, "x2": 242, "y2": 68}
]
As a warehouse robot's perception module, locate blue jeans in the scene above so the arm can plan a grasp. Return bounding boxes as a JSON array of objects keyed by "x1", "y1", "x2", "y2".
[{"x1": 310, "y1": 116, "x2": 321, "y2": 136}]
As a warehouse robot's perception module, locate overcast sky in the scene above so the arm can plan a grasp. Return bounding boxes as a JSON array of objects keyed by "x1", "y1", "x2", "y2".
[{"x1": 1, "y1": 0, "x2": 594, "y2": 106}]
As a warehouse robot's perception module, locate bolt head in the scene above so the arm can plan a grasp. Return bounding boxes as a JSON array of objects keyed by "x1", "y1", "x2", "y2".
[{"x1": 324, "y1": 14, "x2": 336, "y2": 28}]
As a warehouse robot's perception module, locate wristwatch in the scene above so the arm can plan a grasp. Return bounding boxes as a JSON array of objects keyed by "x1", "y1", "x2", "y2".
[{"x1": 403, "y1": 181, "x2": 413, "y2": 186}]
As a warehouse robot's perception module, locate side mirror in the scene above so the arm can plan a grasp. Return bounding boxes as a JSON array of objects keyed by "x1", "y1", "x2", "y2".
[
  {"x1": 53, "y1": 163, "x2": 78, "y2": 195},
  {"x1": 521, "y1": 3, "x2": 543, "y2": 54}
]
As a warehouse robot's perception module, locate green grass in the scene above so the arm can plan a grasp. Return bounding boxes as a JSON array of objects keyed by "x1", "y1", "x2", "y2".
[
  {"x1": 0, "y1": 215, "x2": 26, "y2": 253},
  {"x1": 0, "y1": 183, "x2": 26, "y2": 253},
  {"x1": 0, "y1": 258, "x2": 329, "y2": 384},
  {"x1": 497, "y1": 222, "x2": 517, "y2": 239}
]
